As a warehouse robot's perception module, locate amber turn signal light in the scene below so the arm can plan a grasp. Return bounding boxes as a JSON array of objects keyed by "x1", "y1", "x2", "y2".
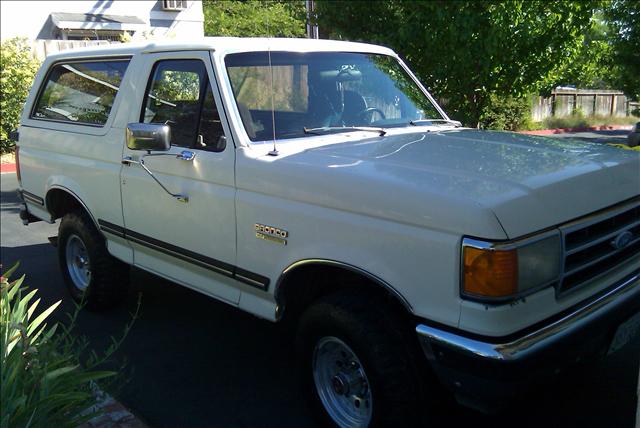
[{"x1": 463, "y1": 246, "x2": 518, "y2": 298}]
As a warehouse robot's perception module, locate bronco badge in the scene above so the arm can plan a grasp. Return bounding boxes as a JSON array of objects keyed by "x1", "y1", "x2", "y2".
[{"x1": 255, "y1": 223, "x2": 288, "y2": 245}]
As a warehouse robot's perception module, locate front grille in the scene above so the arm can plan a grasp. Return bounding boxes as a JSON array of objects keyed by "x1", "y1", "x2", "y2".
[{"x1": 559, "y1": 200, "x2": 640, "y2": 294}]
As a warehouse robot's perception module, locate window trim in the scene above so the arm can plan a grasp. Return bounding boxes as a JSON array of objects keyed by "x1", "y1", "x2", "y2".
[
  {"x1": 140, "y1": 58, "x2": 212, "y2": 150},
  {"x1": 30, "y1": 56, "x2": 132, "y2": 128}
]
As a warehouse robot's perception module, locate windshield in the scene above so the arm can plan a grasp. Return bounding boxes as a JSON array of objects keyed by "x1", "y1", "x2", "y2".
[{"x1": 225, "y1": 51, "x2": 444, "y2": 141}]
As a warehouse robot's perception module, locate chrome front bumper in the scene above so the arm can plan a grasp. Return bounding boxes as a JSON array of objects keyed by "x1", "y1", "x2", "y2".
[
  {"x1": 417, "y1": 272, "x2": 639, "y2": 361},
  {"x1": 415, "y1": 272, "x2": 640, "y2": 412}
]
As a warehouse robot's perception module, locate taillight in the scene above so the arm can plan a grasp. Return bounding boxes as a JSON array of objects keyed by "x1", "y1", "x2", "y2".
[{"x1": 15, "y1": 146, "x2": 21, "y2": 184}]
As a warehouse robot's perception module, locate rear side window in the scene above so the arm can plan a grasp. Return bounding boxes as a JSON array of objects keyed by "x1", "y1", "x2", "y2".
[{"x1": 32, "y1": 59, "x2": 130, "y2": 126}]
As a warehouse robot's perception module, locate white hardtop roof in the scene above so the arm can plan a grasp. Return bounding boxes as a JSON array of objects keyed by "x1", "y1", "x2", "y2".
[{"x1": 44, "y1": 37, "x2": 397, "y2": 61}]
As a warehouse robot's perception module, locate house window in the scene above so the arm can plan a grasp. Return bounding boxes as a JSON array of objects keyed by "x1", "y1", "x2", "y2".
[{"x1": 162, "y1": 0, "x2": 188, "y2": 11}]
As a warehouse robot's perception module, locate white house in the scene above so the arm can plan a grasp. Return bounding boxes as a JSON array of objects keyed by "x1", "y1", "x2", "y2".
[{"x1": 0, "y1": 1, "x2": 204, "y2": 41}]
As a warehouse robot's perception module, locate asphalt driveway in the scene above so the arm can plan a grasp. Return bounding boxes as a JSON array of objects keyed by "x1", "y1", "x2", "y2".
[{"x1": 1, "y1": 133, "x2": 638, "y2": 427}]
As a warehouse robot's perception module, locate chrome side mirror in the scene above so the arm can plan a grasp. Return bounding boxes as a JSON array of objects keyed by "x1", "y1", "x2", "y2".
[{"x1": 126, "y1": 123, "x2": 171, "y2": 151}]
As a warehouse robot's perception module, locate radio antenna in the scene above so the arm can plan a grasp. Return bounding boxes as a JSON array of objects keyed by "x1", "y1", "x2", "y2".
[
  {"x1": 267, "y1": 16, "x2": 278, "y2": 156},
  {"x1": 267, "y1": 47, "x2": 278, "y2": 156}
]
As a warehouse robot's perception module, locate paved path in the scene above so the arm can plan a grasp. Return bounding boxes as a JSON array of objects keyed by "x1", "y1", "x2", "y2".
[
  {"x1": 1, "y1": 139, "x2": 638, "y2": 427},
  {"x1": 543, "y1": 129, "x2": 630, "y2": 145}
]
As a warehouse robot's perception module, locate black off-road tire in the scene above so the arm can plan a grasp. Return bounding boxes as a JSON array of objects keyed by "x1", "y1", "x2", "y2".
[
  {"x1": 296, "y1": 290, "x2": 431, "y2": 427},
  {"x1": 58, "y1": 211, "x2": 129, "y2": 310}
]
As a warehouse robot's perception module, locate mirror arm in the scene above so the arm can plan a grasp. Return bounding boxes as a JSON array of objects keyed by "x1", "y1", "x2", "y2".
[{"x1": 122, "y1": 156, "x2": 189, "y2": 203}]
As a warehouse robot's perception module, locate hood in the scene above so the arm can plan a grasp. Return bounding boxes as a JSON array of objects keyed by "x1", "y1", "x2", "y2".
[{"x1": 241, "y1": 129, "x2": 640, "y2": 238}]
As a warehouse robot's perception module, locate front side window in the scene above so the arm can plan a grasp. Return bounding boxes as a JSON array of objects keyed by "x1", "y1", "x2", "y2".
[
  {"x1": 32, "y1": 59, "x2": 130, "y2": 126},
  {"x1": 225, "y1": 52, "x2": 443, "y2": 141},
  {"x1": 142, "y1": 59, "x2": 225, "y2": 151}
]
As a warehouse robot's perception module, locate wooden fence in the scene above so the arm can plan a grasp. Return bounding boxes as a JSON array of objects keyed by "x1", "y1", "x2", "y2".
[
  {"x1": 30, "y1": 40, "x2": 111, "y2": 61},
  {"x1": 531, "y1": 89, "x2": 635, "y2": 122}
]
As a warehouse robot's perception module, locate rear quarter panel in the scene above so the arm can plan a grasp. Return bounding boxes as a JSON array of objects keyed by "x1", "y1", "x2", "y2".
[{"x1": 17, "y1": 54, "x2": 140, "y2": 263}]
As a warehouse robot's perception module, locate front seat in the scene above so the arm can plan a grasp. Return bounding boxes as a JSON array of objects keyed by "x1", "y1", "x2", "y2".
[{"x1": 341, "y1": 90, "x2": 367, "y2": 126}]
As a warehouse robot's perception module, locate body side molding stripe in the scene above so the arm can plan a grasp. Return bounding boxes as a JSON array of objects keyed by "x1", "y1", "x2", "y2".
[
  {"x1": 97, "y1": 219, "x2": 269, "y2": 291},
  {"x1": 22, "y1": 190, "x2": 45, "y2": 206}
]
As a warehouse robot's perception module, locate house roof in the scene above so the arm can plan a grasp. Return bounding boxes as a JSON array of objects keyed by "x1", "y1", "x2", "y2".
[{"x1": 51, "y1": 12, "x2": 147, "y2": 31}]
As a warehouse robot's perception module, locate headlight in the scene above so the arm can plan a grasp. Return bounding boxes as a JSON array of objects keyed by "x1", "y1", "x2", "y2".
[{"x1": 461, "y1": 231, "x2": 561, "y2": 302}]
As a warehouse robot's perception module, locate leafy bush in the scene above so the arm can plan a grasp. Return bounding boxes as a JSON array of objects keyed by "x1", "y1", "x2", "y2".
[
  {"x1": 0, "y1": 38, "x2": 40, "y2": 154},
  {"x1": 479, "y1": 94, "x2": 535, "y2": 131},
  {"x1": 1, "y1": 263, "x2": 137, "y2": 428},
  {"x1": 203, "y1": 0, "x2": 306, "y2": 37}
]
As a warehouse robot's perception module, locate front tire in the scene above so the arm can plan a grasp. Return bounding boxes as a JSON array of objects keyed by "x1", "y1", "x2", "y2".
[
  {"x1": 296, "y1": 291, "x2": 425, "y2": 427},
  {"x1": 58, "y1": 211, "x2": 129, "y2": 310}
]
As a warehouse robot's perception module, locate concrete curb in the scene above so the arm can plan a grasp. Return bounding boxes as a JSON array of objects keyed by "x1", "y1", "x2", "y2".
[
  {"x1": 519, "y1": 124, "x2": 633, "y2": 136},
  {"x1": 0, "y1": 163, "x2": 16, "y2": 174}
]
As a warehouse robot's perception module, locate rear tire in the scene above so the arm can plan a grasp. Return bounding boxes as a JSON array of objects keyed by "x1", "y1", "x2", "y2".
[
  {"x1": 296, "y1": 290, "x2": 427, "y2": 427},
  {"x1": 58, "y1": 211, "x2": 129, "y2": 310}
]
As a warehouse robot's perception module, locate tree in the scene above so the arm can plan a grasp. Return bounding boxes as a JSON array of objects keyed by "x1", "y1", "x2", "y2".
[
  {"x1": 0, "y1": 38, "x2": 40, "y2": 153},
  {"x1": 607, "y1": 0, "x2": 640, "y2": 100},
  {"x1": 315, "y1": 1, "x2": 600, "y2": 126},
  {"x1": 203, "y1": 0, "x2": 306, "y2": 38}
]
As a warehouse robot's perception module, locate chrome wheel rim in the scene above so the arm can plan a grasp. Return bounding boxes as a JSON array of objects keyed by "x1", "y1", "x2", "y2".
[
  {"x1": 65, "y1": 234, "x2": 91, "y2": 291},
  {"x1": 312, "y1": 336, "x2": 373, "y2": 428}
]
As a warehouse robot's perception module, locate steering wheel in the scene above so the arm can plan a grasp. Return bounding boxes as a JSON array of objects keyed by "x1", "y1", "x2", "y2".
[{"x1": 358, "y1": 107, "x2": 386, "y2": 124}]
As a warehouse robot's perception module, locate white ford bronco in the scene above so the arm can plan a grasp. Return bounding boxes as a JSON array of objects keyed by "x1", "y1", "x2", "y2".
[{"x1": 15, "y1": 38, "x2": 640, "y2": 426}]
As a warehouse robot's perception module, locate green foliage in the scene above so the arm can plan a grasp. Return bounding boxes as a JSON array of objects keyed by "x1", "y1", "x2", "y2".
[
  {"x1": 203, "y1": 0, "x2": 306, "y2": 37},
  {"x1": 1, "y1": 263, "x2": 138, "y2": 428},
  {"x1": 152, "y1": 70, "x2": 202, "y2": 102},
  {"x1": 0, "y1": 38, "x2": 40, "y2": 153},
  {"x1": 316, "y1": 1, "x2": 600, "y2": 126},
  {"x1": 606, "y1": 0, "x2": 640, "y2": 100},
  {"x1": 544, "y1": 9, "x2": 614, "y2": 90},
  {"x1": 479, "y1": 94, "x2": 534, "y2": 131},
  {"x1": 543, "y1": 113, "x2": 639, "y2": 130}
]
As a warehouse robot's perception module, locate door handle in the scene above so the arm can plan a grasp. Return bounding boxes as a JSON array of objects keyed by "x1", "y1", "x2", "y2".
[
  {"x1": 176, "y1": 150, "x2": 196, "y2": 161},
  {"x1": 140, "y1": 150, "x2": 196, "y2": 162}
]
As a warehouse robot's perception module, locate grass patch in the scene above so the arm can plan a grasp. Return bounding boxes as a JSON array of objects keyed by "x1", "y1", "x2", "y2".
[{"x1": 542, "y1": 115, "x2": 639, "y2": 130}]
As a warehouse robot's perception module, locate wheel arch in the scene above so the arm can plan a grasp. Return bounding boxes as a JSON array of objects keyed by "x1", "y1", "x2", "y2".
[
  {"x1": 275, "y1": 259, "x2": 413, "y2": 322},
  {"x1": 45, "y1": 185, "x2": 100, "y2": 230}
]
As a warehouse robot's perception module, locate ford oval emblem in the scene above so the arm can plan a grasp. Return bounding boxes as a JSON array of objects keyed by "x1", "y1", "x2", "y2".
[{"x1": 611, "y1": 231, "x2": 634, "y2": 250}]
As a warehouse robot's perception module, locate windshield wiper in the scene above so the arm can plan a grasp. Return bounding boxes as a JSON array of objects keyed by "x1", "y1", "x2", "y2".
[
  {"x1": 303, "y1": 126, "x2": 386, "y2": 136},
  {"x1": 409, "y1": 119, "x2": 462, "y2": 127}
]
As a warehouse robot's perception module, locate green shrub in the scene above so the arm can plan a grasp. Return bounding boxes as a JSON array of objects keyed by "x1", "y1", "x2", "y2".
[
  {"x1": 543, "y1": 114, "x2": 639, "y2": 130},
  {"x1": 1, "y1": 263, "x2": 137, "y2": 428},
  {"x1": 479, "y1": 94, "x2": 535, "y2": 131},
  {"x1": 0, "y1": 38, "x2": 40, "y2": 154}
]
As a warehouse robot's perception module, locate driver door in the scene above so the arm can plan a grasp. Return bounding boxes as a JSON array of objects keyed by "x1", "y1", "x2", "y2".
[{"x1": 120, "y1": 51, "x2": 239, "y2": 304}]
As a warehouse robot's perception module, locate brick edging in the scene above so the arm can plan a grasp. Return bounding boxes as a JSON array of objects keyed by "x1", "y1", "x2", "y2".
[
  {"x1": 519, "y1": 124, "x2": 633, "y2": 136},
  {"x1": 79, "y1": 386, "x2": 147, "y2": 428}
]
